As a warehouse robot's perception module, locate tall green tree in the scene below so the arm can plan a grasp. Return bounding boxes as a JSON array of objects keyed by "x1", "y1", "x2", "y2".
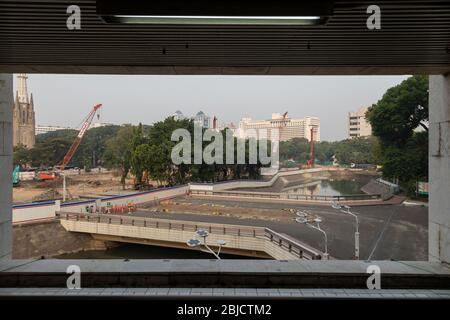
[
  {"x1": 366, "y1": 75, "x2": 429, "y2": 190},
  {"x1": 367, "y1": 75, "x2": 428, "y2": 146},
  {"x1": 104, "y1": 125, "x2": 134, "y2": 188}
]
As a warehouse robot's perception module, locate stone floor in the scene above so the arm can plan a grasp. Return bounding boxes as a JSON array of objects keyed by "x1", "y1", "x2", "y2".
[{"x1": 0, "y1": 288, "x2": 449, "y2": 298}]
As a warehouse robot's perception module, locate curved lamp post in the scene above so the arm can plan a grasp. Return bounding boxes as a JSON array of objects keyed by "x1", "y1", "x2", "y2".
[
  {"x1": 332, "y1": 201, "x2": 360, "y2": 260},
  {"x1": 186, "y1": 229, "x2": 226, "y2": 260},
  {"x1": 295, "y1": 210, "x2": 329, "y2": 260}
]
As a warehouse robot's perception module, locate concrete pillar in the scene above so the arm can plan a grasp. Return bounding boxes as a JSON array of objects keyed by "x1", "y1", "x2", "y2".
[
  {"x1": 429, "y1": 75, "x2": 450, "y2": 263},
  {"x1": 0, "y1": 74, "x2": 13, "y2": 260}
]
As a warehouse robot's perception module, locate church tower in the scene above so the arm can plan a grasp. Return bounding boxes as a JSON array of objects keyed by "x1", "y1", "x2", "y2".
[{"x1": 13, "y1": 74, "x2": 35, "y2": 148}]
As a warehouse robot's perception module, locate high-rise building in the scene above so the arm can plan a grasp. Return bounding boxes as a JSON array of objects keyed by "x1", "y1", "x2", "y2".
[
  {"x1": 238, "y1": 113, "x2": 320, "y2": 142},
  {"x1": 172, "y1": 110, "x2": 185, "y2": 121},
  {"x1": 13, "y1": 74, "x2": 35, "y2": 148},
  {"x1": 348, "y1": 107, "x2": 372, "y2": 138},
  {"x1": 194, "y1": 111, "x2": 210, "y2": 128}
]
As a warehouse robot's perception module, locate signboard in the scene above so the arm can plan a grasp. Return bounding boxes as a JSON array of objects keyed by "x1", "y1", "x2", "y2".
[{"x1": 418, "y1": 181, "x2": 429, "y2": 196}]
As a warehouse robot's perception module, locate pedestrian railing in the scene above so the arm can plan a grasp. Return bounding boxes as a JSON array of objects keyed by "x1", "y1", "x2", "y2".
[
  {"x1": 190, "y1": 189, "x2": 381, "y2": 202},
  {"x1": 56, "y1": 212, "x2": 322, "y2": 260}
]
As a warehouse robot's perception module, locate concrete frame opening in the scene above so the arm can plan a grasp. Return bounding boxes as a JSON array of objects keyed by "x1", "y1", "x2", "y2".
[{"x1": 1, "y1": 72, "x2": 450, "y2": 290}]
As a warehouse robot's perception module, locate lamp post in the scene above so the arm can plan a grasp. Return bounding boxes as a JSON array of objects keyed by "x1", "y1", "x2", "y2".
[
  {"x1": 186, "y1": 229, "x2": 226, "y2": 260},
  {"x1": 62, "y1": 172, "x2": 67, "y2": 202},
  {"x1": 295, "y1": 211, "x2": 329, "y2": 260},
  {"x1": 332, "y1": 201, "x2": 359, "y2": 260}
]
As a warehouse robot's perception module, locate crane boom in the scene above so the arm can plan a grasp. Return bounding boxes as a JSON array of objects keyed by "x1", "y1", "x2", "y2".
[{"x1": 58, "y1": 103, "x2": 102, "y2": 170}]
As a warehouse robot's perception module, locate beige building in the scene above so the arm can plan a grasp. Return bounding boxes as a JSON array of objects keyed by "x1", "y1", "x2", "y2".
[
  {"x1": 348, "y1": 107, "x2": 372, "y2": 138},
  {"x1": 13, "y1": 74, "x2": 35, "y2": 148},
  {"x1": 238, "y1": 113, "x2": 320, "y2": 142},
  {"x1": 35, "y1": 125, "x2": 72, "y2": 135}
]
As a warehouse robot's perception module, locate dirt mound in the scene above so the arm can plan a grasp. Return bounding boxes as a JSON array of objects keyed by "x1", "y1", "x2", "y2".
[{"x1": 32, "y1": 190, "x2": 62, "y2": 202}]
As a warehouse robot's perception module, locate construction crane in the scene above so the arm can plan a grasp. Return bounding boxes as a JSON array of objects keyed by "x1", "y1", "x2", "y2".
[
  {"x1": 281, "y1": 112, "x2": 288, "y2": 126},
  {"x1": 306, "y1": 126, "x2": 318, "y2": 168},
  {"x1": 57, "y1": 103, "x2": 103, "y2": 171},
  {"x1": 55, "y1": 103, "x2": 102, "y2": 202}
]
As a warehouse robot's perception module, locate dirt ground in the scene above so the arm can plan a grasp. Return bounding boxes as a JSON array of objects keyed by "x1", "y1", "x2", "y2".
[
  {"x1": 142, "y1": 197, "x2": 298, "y2": 223},
  {"x1": 137, "y1": 196, "x2": 428, "y2": 260},
  {"x1": 13, "y1": 171, "x2": 137, "y2": 203}
]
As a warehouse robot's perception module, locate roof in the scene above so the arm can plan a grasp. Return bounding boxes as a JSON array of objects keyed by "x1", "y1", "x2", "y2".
[{"x1": 0, "y1": 0, "x2": 449, "y2": 75}]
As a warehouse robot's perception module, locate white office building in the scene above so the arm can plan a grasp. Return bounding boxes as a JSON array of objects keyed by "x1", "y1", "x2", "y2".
[
  {"x1": 348, "y1": 107, "x2": 372, "y2": 138},
  {"x1": 238, "y1": 113, "x2": 320, "y2": 142},
  {"x1": 194, "y1": 111, "x2": 211, "y2": 128},
  {"x1": 35, "y1": 125, "x2": 72, "y2": 135},
  {"x1": 172, "y1": 110, "x2": 185, "y2": 121}
]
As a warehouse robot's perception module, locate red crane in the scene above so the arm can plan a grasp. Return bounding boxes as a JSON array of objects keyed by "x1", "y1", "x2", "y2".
[
  {"x1": 306, "y1": 126, "x2": 317, "y2": 168},
  {"x1": 58, "y1": 103, "x2": 103, "y2": 171}
]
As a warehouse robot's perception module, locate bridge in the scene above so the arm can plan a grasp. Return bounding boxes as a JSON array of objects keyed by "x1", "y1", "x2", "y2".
[{"x1": 57, "y1": 212, "x2": 323, "y2": 260}]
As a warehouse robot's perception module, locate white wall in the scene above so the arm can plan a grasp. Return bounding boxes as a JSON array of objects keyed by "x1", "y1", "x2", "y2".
[
  {"x1": 12, "y1": 202, "x2": 57, "y2": 224},
  {"x1": 189, "y1": 168, "x2": 324, "y2": 192},
  {"x1": 429, "y1": 75, "x2": 450, "y2": 263},
  {"x1": 12, "y1": 185, "x2": 188, "y2": 224},
  {"x1": 18, "y1": 172, "x2": 34, "y2": 181},
  {"x1": 0, "y1": 74, "x2": 13, "y2": 259}
]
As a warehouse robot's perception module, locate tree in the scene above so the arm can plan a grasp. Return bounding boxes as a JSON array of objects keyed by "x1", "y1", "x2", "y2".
[
  {"x1": 366, "y1": 75, "x2": 429, "y2": 191},
  {"x1": 130, "y1": 123, "x2": 148, "y2": 186},
  {"x1": 104, "y1": 125, "x2": 134, "y2": 189},
  {"x1": 333, "y1": 136, "x2": 378, "y2": 165},
  {"x1": 13, "y1": 144, "x2": 31, "y2": 166},
  {"x1": 279, "y1": 136, "x2": 379, "y2": 167},
  {"x1": 367, "y1": 75, "x2": 428, "y2": 146},
  {"x1": 73, "y1": 125, "x2": 121, "y2": 168}
]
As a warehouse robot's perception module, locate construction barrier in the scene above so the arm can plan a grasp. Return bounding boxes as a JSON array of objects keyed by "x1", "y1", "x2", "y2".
[{"x1": 12, "y1": 185, "x2": 188, "y2": 224}]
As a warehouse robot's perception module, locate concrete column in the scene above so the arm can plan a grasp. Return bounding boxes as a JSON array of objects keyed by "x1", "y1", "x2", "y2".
[
  {"x1": 0, "y1": 74, "x2": 13, "y2": 260},
  {"x1": 429, "y1": 75, "x2": 450, "y2": 263}
]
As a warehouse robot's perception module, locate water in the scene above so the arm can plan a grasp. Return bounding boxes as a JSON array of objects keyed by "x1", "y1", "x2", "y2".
[
  {"x1": 285, "y1": 179, "x2": 367, "y2": 196},
  {"x1": 55, "y1": 243, "x2": 261, "y2": 259}
]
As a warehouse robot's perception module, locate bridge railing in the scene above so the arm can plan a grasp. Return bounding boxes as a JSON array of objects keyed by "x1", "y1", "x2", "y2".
[
  {"x1": 190, "y1": 189, "x2": 381, "y2": 202},
  {"x1": 56, "y1": 212, "x2": 322, "y2": 260},
  {"x1": 264, "y1": 228, "x2": 322, "y2": 260}
]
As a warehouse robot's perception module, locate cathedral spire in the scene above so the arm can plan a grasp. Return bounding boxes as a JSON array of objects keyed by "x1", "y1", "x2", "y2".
[{"x1": 17, "y1": 73, "x2": 29, "y2": 104}]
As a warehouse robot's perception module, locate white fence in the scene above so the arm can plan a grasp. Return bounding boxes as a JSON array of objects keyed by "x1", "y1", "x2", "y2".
[
  {"x1": 12, "y1": 185, "x2": 188, "y2": 225},
  {"x1": 18, "y1": 172, "x2": 34, "y2": 181},
  {"x1": 189, "y1": 168, "x2": 324, "y2": 192},
  {"x1": 376, "y1": 178, "x2": 400, "y2": 194}
]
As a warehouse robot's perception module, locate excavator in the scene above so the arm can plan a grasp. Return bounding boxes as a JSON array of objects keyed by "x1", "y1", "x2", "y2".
[
  {"x1": 12, "y1": 165, "x2": 20, "y2": 187},
  {"x1": 34, "y1": 171, "x2": 56, "y2": 181}
]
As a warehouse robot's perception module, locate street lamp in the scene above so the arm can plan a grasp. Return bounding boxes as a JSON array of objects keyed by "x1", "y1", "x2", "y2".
[
  {"x1": 186, "y1": 229, "x2": 226, "y2": 260},
  {"x1": 332, "y1": 201, "x2": 360, "y2": 260},
  {"x1": 295, "y1": 210, "x2": 329, "y2": 260}
]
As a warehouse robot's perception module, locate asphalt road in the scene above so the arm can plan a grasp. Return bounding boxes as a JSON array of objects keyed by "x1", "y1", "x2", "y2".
[{"x1": 132, "y1": 198, "x2": 428, "y2": 261}]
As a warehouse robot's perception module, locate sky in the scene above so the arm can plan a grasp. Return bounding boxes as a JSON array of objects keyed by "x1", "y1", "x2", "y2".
[{"x1": 17, "y1": 74, "x2": 408, "y2": 141}]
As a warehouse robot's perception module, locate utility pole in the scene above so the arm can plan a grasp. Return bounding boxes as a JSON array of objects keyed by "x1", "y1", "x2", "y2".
[{"x1": 62, "y1": 173, "x2": 66, "y2": 202}]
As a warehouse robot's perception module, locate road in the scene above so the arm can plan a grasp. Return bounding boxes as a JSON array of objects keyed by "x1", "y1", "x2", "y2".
[{"x1": 132, "y1": 198, "x2": 428, "y2": 260}]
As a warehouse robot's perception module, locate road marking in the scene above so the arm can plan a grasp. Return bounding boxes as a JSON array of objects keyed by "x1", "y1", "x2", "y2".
[{"x1": 367, "y1": 208, "x2": 396, "y2": 260}]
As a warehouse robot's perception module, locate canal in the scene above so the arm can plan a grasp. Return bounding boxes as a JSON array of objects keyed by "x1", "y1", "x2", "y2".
[{"x1": 284, "y1": 178, "x2": 369, "y2": 196}]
